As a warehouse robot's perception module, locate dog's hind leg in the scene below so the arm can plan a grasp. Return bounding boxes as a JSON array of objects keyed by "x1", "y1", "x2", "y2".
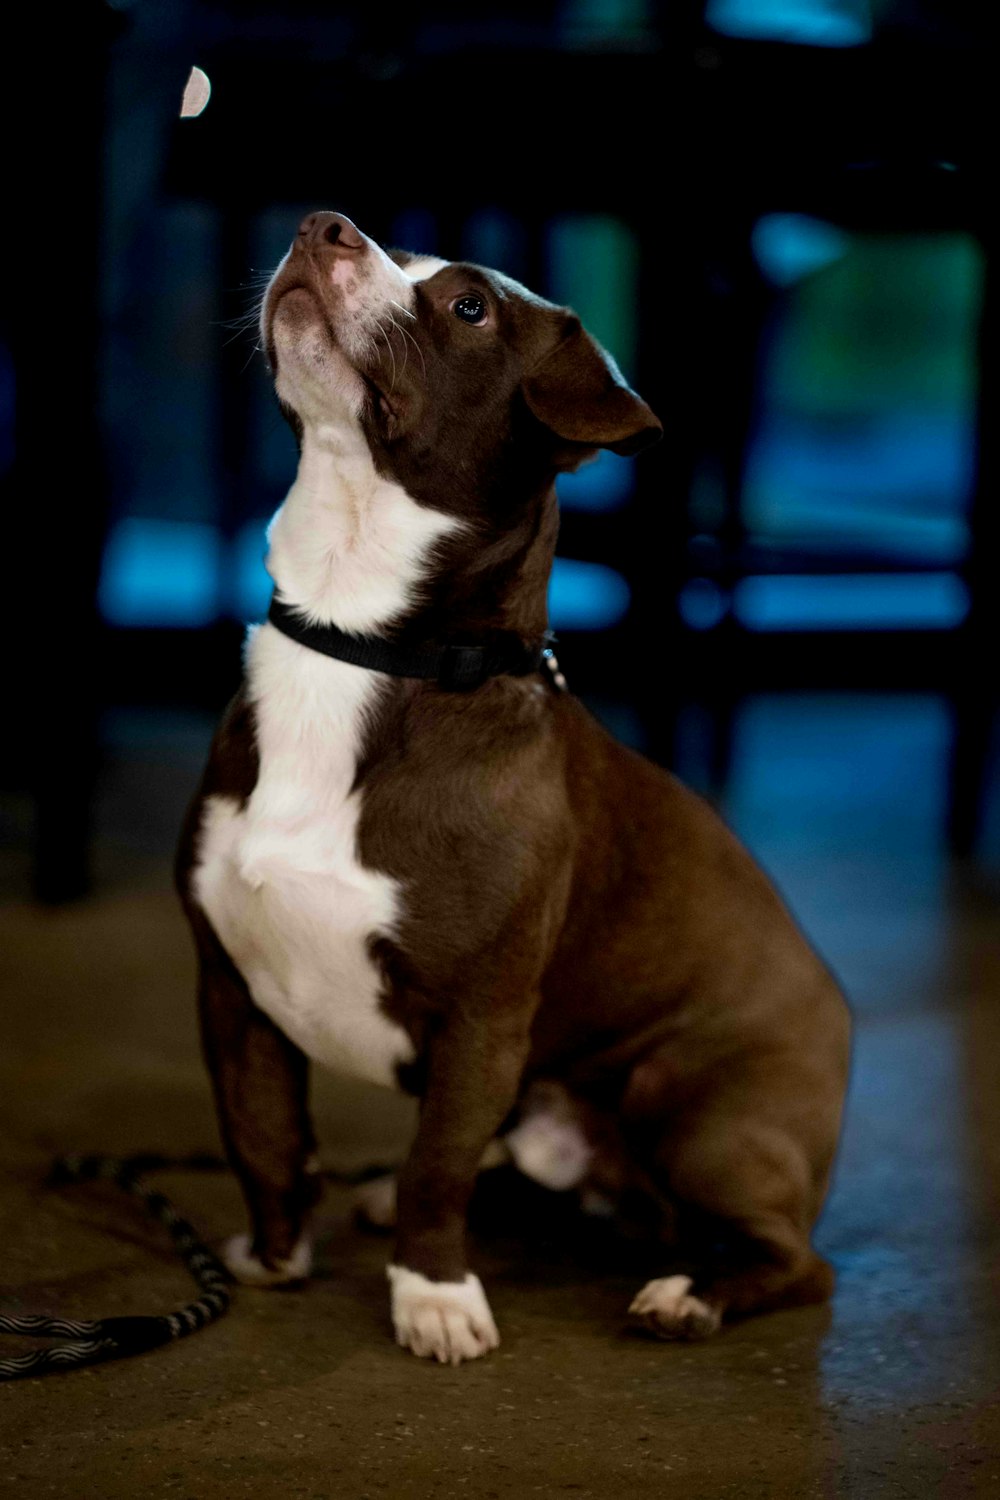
[
  {"x1": 192, "y1": 909, "x2": 320, "y2": 1285},
  {"x1": 624, "y1": 1054, "x2": 841, "y2": 1338}
]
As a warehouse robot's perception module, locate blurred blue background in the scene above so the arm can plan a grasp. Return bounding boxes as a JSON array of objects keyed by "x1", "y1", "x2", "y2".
[{"x1": 2, "y1": 0, "x2": 997, "y2": 898}]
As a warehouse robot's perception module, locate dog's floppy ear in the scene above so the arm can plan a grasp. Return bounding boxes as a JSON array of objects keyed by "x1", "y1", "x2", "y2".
[{"x1": 523, "y1": 317, "x2": 662, "y2": 458}]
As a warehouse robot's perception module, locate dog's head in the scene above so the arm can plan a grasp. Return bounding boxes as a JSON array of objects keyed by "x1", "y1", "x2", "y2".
[{"x1": 262, "y1": 211, "x2": 660, "y2": 530}]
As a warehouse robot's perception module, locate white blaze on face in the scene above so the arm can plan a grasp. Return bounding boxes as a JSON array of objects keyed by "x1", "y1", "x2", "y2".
[{"x1": 402, "y1": 255, "x2": 449, "y2": 283}]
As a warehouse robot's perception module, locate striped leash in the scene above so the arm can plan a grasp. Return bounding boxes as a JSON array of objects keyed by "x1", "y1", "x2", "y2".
[{"x1": 0, "y1": 1154, "x2": 232, "y2": 1381}]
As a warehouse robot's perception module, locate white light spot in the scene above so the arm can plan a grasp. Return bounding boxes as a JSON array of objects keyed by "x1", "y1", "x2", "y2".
[{"x1": 180, "y1": 66, "x2": 211, "y2": 118}]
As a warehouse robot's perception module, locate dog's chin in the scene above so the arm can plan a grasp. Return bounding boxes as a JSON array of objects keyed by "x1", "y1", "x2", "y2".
[
  {"x1": 268, "y1": 287, "x2": 406, "y2": 437},
  {"x1": 267, "y1": 284, "x2": 324, "y2": 343},
  {"x1": 272, "y1": 305, "x2": 368, "y2": 423},
  {"x1": 270, "y1": 286, "x2": 338, "y2": 360}
]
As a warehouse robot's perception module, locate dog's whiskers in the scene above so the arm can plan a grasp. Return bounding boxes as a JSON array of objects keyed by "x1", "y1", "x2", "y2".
[
  {"x1": 237, "y1": 336, "x2": 266, "y2": 373},
  {"x1": 217, "y1": 286, "x2": 269, "y2": 350},
  {"x1": 373, "y1": 317, "x2": 398, "y2": 393},
  {"x1": 386, "y1": 314, "x2": 425, "y2": 380},
  {"x1": 384, "y1": 314, "x2": 410, "y2": 380}
]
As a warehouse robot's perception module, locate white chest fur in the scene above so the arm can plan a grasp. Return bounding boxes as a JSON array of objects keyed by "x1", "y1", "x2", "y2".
[
  {"x1": 192, "y1": 423, "x2": 461, "y2": 1089},
  {"x1": 193, "y1": 628, "x2": 413, "y2": 1087}
]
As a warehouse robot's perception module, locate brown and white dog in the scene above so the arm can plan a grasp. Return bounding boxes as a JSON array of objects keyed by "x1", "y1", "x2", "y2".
[{"x1": 176, "y1": 211, "x2": 850, "y2": 1365}]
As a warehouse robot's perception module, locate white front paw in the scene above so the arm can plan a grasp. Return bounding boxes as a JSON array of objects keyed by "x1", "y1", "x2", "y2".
[
  {"x1": 221, "y1": 1232, "x2": 312, "y2": 1287},
  {"x1": 387, "y1": 1265, "x2": 500, "y2": 1365}
]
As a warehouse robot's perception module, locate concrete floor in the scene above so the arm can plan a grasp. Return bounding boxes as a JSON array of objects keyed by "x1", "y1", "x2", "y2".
[{"x1": 1, "y1": 693, "x2": 999, "y2": 1497}]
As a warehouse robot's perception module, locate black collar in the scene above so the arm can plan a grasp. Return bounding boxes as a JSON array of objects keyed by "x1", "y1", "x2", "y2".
[{"x1": 267, "y1": 596, "x2": 558, "y2": 692}]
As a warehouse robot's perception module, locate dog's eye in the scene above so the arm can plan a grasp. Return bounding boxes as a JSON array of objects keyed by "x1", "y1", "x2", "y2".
[{"x1": 452, "y1": 295, "x2": 488, "y2": 326}]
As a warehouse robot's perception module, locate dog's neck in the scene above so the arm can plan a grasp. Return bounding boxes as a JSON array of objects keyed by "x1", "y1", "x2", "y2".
[{"x1": 265, "y1": 421, "x2": 557, "y2": 648}]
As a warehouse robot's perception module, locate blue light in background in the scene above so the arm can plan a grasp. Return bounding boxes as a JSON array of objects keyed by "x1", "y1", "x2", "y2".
[
  {"x1": 234, "y1": 519, "x2": 272, "y2": 621},
  {"x1": 707, "y1": 0, "x2": 871, "y2": 47},
  {"x1": 547, "y1": 215, "x2": 638, "y2": 380},
  {"x1": 549, "y1": 558, "x2": 630, "y2": 630},
  {"x1": 751, "y1": 214, "x2": 850, "y2": 288},
  {"x1": 558, "y1": 450, "x2": 635, "y2": 511},
  {"x1": 679, "y1": 576, "x2": 728, "y2": 631},
  {"x1": 744, "y1": 412, "x2": 975, "y2": 561},
  {"x1": 99, "y1": 518, "x2": 220, "y2": 627},
  {"x1": 733, "y1": 572, "x2": 970, "y2": 631}
]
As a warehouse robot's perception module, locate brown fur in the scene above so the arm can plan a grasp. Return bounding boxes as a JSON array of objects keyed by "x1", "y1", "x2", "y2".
[{"x1": 176, "y1": 212, "x2": 850, "y2": 1336}]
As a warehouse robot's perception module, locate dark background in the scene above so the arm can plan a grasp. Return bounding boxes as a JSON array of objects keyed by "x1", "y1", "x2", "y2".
[
  {"x1": 2, "y1": 7, "x2": 1000, "y2": 1488},
  {"x1": 1, "y1": 0, "x2": 996, "y2": 894}
]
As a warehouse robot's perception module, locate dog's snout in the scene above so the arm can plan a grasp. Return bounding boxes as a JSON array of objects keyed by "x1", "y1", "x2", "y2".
[{"x1": 297, "y1": 211, "x2": 365, "y2": 253}]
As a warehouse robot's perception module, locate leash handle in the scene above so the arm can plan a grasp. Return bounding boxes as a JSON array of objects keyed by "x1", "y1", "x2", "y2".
[{"x1": 0, "y1": 1155, "x2": 232, "y2": 1382}]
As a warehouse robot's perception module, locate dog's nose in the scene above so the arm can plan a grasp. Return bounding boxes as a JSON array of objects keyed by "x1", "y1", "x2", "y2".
[{"x1": 297, "y1": 211, "x2": 365, "y2": 253}]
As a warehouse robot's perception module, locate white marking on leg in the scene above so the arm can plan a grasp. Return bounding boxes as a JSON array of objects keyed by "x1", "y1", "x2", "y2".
[
  {"x1": 387, "y1": 1265, "x2": 500, "y2": 1365},
  {"x1": 628, "y1": 1274, "x2": 721, "y2": 1340},
  {"x1": 221, "y1": 1233, "x2": 312, "y2": 1287}
]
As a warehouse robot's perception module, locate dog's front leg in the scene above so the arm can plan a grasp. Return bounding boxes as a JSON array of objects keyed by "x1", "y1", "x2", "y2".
[
  {"x1": 190, "y1": 909, "x2": 320, "y2": 1286},
  {"x1": 388, "y1": 1008, "x2": 531, "y2": 1364}
]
